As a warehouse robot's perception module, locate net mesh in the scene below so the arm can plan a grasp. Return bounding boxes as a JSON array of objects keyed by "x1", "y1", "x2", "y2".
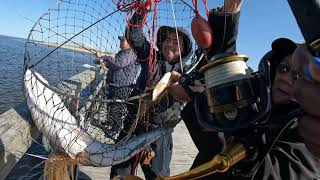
[{"x1": 23, "y1": 0, "x2": 195, "y2": 168}]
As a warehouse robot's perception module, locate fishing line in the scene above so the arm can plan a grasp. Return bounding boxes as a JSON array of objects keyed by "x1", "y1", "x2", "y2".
[
  {"x1": 219, "y1": 0, "x2": 227, "y2": 52},
  {"x1": 25, "y1": 152, "x2": 49, "y2": 160},
  {"x1": 29, "y1": 8, "x2": 122, "y2": 69},
  {"x1": 169, "y1": 0, "x2": 183, "y2": 74}
]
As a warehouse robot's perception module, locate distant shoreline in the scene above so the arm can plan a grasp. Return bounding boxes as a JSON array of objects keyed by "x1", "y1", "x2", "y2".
[
  {"x1": 0, "y1": 34, "x2": 114, "y2": 57},
  {"x1": 34, "y1": 41, "x2": 114, "y2": 57}
]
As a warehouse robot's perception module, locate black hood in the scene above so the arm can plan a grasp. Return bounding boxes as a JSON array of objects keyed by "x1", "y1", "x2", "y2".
[{"x1": 156, "y1": 26, "x2": 193, "y2": 63}]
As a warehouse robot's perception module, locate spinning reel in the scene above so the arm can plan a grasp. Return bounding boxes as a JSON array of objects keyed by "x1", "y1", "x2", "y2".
[{"x1": 183, "y1": 53, "x2": 272, "y2": 133}]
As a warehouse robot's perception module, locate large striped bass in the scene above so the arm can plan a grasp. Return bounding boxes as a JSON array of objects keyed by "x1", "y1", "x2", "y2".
[{"x1": 24, "y1": 68, "x2": 168, "y2": 166}]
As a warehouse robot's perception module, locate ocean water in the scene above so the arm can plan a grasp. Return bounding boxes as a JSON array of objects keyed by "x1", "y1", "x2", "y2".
[
  {"x1": 0, "y1": 35, "x2": 26, "y2": 114},
  {"x1": 0, "y1": 35, "x2": 96, "y2": 179},
  {"x1": 0, "y1": 35, "x2": 96, "y2": 114}
]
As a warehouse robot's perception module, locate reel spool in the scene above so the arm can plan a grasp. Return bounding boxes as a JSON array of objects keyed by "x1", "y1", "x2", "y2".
[{"x1": 195, "y1": 53, "x2": 271, "y2": 132}]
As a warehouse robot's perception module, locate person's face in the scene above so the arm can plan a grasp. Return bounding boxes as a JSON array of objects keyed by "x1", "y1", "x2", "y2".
[
  {"x1": 120, "y1": 38, "x2": 129, "y2": 50},
  {"x1": 291, "y1": 44, "x2": 310, "y2": 77},
  {"x1": 161, "y1": 32, "x2": 185, "y2": 62},
  {"x1": 272, "y1": 55, "x2": 295, "y2": 104}
]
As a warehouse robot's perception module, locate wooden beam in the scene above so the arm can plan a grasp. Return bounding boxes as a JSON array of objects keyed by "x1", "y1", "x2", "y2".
[{"x1": 0, "y1": 102, "x2": 39, "y2": 179}]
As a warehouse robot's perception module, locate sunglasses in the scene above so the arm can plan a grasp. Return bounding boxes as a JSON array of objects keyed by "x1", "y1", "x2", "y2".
[
  {"x1": 276, "y1": 63, "x2": 302, "y2": 80},
  {"x1": 276, "y1": 63, "x2": 291, "y2": 74}
]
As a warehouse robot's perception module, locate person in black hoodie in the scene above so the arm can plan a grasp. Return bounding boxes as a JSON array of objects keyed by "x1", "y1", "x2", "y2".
[
  {"x1": 180, "y1": 38, "x2": 320, "y2": 180},
  {"x1": 287, "y1": 0, "x2": 320, "y2": 160},
  {"x1": 168, "y1": 0, "x2": 320, "y2": 179}
]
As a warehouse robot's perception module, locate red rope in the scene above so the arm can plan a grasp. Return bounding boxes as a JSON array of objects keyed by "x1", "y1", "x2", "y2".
[
  {"x1": 113, "y1": 0, "x2": 153, "y2": 27},
  {"x1": 112, "y1": 0, "x2": 159, "y2": 87},
  {"x1": 111, "y1": 0, "x2": 173, "y2": 174},
  {"x1": 203, "y1": 0, "x2": 209, "y2": 18},
  {"x1": 192, "y1": 0, "x2": 200, "y2": 16},
  {"x1": 131, "y1": 151, "x2": 143, "y2": 175},
  {"x1": 147, "y1": 1, "x2": 158, "y2": 87},
  {"x1": 192, "y1": 0, "x2": 209, "y2": 18}
]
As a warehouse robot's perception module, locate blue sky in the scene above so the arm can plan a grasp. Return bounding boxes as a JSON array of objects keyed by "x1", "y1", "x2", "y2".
[
  {"x1": 0, "y1": 0, "x2": 304, "y2": 69},
  {"x1": 0, "y1": 0, "x2": 57, "y2": 39}
]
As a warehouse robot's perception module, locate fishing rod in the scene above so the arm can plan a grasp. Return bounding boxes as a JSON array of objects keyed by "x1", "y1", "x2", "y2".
[
  {"x1": 29, "y1": 8, "x2": 122, "y2": 69},
  {"x1": 22, "y1": 13, "x2": 105, "y2": 59}
]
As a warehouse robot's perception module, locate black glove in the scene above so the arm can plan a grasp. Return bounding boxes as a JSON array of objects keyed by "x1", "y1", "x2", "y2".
[{"x1": 93, "y1": 59, "x2": 101, "y2": 64}]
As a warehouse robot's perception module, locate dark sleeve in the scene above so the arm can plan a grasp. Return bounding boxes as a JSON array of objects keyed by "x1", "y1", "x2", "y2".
[
  {"x1": 234, "y1": 122, "x2": 320, "y2": 179},
  {"x1": 181, "y1": 96, "x2": 224, "y2": 169},
  {"x1": 201, "y1": 136, "x2": 320, "y2": 180},
  {"x1": 207, "y1": 9, "x2": 240, "y2": 58},
  {"x1": 126, "y1": 13, "x2": 151, "y2": 61},
  {"x1": 287, "y1": 0, "x2": 320, "y2": 45},
  {"x1": 103, "y1": 50, "x2": 134, "y2": 70},
  {"x1": 181, "y1": 8, "x2": 241, "y2": 132},
  {"x1": 180, "y1": 10, "x2": 241, "y2": 158},
  {"x1": 253, "y1": 137, "x2": 320, "y2": 180},
  {"x1": 135, "y1": 61, "x2": 148, "y2": 91}
]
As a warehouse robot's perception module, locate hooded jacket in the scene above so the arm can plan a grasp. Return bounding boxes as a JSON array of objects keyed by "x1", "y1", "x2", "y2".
[
  {"x1": 102, "y1": 48, "x2": 141, "y2": 87},
  {"x1": 126, "y1": 13, "x2": 193, "y2": 127},
  {"x1": 181, "y1": 8, "x2": 320, "y2": 180},
  {"x1": 127, "y1": 13, "x2": 193, "y2": 93}
]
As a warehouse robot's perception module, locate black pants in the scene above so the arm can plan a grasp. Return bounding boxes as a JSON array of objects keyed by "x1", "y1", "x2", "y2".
[
  {"x1": 97, "y1": 85, "x2": 133, "y2": 139},
  {"x1": 110, "y1": 131, "x2": 173, "y2": 180}
]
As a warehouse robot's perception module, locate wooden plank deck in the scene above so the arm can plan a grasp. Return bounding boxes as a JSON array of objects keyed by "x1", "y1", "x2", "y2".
[
  {"x1": 0, "y1": 102, "x2": 39, "y2": 179},
  {"x1": 78, "y1": 121, "x2": 198, "y2": 179}
]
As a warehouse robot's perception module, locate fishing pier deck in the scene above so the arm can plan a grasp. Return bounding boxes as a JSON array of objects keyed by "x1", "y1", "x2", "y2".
[{"x1": 78, "y1": 121, "x2": 198, "y2": 179}]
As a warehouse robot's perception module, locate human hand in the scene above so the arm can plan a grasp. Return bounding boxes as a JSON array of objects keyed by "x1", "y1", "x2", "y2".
[
  {"x1": 135, "y1": 2, "x2": 152, "y2": 15},
  {"x1": 94, "y1": 59, "x2": 107, "y2": 66},
  {"x1": 167, "y1": 71, "x2": 191, "y2": 102},
  {"x1": 167, "y1": 71, "x2": 206, "y2": 102},
  {"x1": 222, "y1": 0, "x2": 244, "y2": 13},
  {"x1": 154, "y1": 102, "x2": 182, "y2": 128},
  {"x1": 292, "y1": 45, "x2": 320, "y2": 113},
  {"x1": 291, "y1": 44, "x2": 310, "y2": 80},
  {"x1": 94, "y1": 51, "x2": 102, "y2": 58}
]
